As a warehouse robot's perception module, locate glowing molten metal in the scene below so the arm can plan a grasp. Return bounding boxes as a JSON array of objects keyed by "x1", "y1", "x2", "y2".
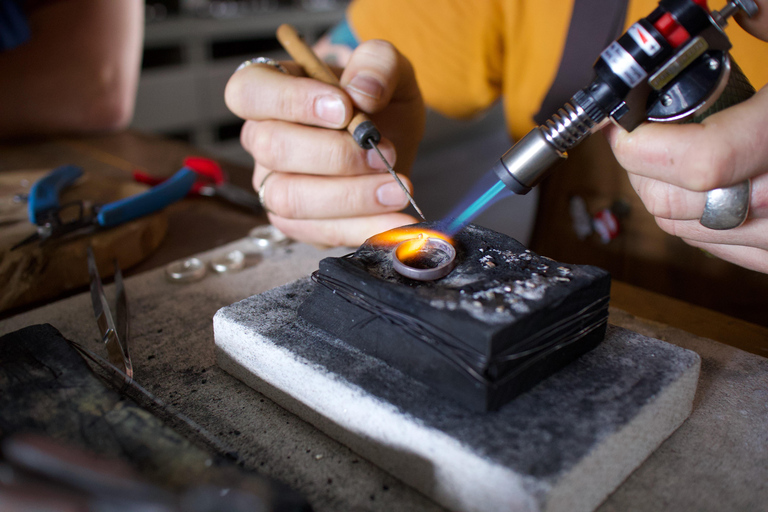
[
  {"x1": 367, "y1": 226, "x2": 457, "y2": 281},
  {"x1": 366, "y1": 226, "x2": 453, "y2": 261}
]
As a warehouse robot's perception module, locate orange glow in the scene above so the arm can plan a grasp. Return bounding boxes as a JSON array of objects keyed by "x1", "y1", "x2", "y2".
[
  {"x1": 395, "y1": 236, "x2": 429, "y2": 261},
  {"x1": 366, "y1": 226, "x2": 453, "y2": 260}
]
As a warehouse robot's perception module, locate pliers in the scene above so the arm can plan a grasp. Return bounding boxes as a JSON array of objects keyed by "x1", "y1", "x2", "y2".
[
  {"x1": 133, "y1": 156, "x2": 263, "y2": 214},
  {"x1": 12, "y1": 164, "x2": 196, "y2": 250}
]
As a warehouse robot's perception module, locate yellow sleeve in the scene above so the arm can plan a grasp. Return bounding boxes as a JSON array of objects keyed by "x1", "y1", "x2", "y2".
[
  {"x1": 347, "y1": 0, "x2": 505, "y2": 119},
  {"x1": 727, "y1": 29, "x2": 768, "y2": 90},
  {"x1": 350, "y1": 0, "x2": 768, "y2": 135},
  {"x1": 624, "y1": 0, "x2": 768, "y2": 90}
]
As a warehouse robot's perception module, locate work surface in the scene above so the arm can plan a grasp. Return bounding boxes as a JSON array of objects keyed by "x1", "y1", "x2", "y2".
[{"x1": 1, "y1": 238, "x2": 766, "y2": 511}]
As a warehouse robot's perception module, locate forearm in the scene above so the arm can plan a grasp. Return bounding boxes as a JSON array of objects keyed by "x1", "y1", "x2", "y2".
[{"x1": 0, "y1": 0, "x2": 144, "y2": 139}]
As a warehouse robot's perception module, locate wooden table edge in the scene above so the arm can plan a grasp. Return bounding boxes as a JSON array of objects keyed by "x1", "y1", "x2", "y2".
[{"x1": 610, "y1": 280, "x2": 768, "y2": 358}]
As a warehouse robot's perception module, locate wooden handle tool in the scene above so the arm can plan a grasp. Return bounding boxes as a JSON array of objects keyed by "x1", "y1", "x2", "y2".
[
  {"x1": 276, "y1": 24, "x2": 379, "y2": 149},
  {"x1": 275, "y1": 24, "x2": 426, "y2": 220}
]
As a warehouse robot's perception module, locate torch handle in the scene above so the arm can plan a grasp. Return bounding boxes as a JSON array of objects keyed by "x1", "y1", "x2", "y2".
[
  {"x1": 691, "y1": 56, "x2": 756, "y2": 123},
  {"x1": 695, "y1": 57, "x2": 755, "y2": 229}
]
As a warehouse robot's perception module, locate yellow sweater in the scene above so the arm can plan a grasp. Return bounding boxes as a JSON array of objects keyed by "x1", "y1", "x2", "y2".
[{"x1": 348, "y1": 0, "x2": 768, "y2": 139}]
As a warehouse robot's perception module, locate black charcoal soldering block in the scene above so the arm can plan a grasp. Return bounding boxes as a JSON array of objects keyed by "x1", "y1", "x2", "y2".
[{"x1": 298, "y1": 223, "x2": 611, "y2": 411}]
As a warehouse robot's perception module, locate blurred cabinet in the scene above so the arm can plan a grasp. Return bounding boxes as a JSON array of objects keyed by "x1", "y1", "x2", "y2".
[{"x1": 132, "y1": 7, "x2": 346, "y2": 165}]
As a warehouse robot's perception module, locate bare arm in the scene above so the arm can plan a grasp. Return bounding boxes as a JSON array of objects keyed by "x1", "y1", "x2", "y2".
[{"x1": 0, "y1": 0, "x2": 144, "y2": 139}]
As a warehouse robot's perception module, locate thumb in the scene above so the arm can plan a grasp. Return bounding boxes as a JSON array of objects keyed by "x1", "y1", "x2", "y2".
[
  {"x1": 339, "y1": 39, "x2": 421, "y2": 115},
  {"x1": 735, "y1": 0, "x2": 768, "y2": 41},
  {"x1": 606, "y1": 85, "x2": 768, "y2": 192}
]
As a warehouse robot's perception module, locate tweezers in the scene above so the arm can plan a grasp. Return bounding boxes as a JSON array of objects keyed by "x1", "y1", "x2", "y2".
[{"x1": 87, "y1": 246, "x2": 133, "y2": 384}]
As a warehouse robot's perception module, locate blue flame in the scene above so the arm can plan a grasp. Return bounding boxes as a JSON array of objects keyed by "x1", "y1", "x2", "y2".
[{"x1": 440, "y1": 169, "x2": 515, "y2": 235}]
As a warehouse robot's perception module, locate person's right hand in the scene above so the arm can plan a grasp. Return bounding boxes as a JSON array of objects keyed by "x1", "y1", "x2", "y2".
[
  {"x1": 604, "y1": 0, "x2": 768, "y2": 274},
  {"x1": 224, "y1": 40, "x2": 426, "y2": 247}
]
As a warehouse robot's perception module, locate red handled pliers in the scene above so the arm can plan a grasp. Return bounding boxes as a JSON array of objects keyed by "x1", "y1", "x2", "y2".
[{"x1": 133, "y1": 157, "x2": 262, "y2": 214}]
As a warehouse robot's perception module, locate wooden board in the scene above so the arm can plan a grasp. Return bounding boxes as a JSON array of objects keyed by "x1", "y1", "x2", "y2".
[{"x1": 0, "y1": 169, "x2": 167, "y2": 313}]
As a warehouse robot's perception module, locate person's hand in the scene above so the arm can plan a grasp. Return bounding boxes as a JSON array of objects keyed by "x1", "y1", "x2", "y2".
[
  {"x1": 224, "y1": 40, "x2": 425, "y2": 247},
  {"x1": 734, "y1": 0, "x2": 768, "y2": 41},
  {"x1": 605, "y1": 84, "x2": 768, "y2": 273},
  {"x1": 605, "y1": 3, "x2": 768, "y2": 273}
]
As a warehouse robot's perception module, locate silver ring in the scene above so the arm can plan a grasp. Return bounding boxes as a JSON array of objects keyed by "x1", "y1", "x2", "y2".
[
  {"x1": 165, "y1": 257, "x2": 206, "y2": 283},
  {"x1": 210, "y1": 250, "x2": 246, "y2": 274},
  {"x1": 392, "y1": 237, "x2": 456, "y2": 281},
  {"x1": 258, "y1": 171, "x2": 277, "y2": 215},
  {"x1": 700, "y1": 179, "x2": 751, "y2": 230},
  {"x1": 249, "y1": 224, "x2": 289, "y2": 251},
  {"x1": 236, "y1": 57, "x2": 288, "y2": 74}
]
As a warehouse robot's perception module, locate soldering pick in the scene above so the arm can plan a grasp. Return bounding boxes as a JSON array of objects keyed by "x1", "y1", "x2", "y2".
[
  {"x1": 276, "y1": 24, "x2": 427, "y2": 221},
  {"x1": 370, "y1": 142, "x2": 425, "y2": 220}
]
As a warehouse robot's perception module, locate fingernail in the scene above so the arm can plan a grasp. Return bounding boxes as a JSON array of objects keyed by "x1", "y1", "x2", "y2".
[
  {"x1": 347, "y1": 74, "x2": 384, "y2": 100},
  {"x1": 376, "y1": 181, "x2": 408, "y2": 206},
  {"x1": 314, "y1": 95, "x2": 346, "y2": 125}
]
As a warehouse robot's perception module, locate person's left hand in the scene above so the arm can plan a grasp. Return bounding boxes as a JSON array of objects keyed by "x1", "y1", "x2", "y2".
[
  {"x1": 224, "y1": 40, "x2": 425, "y2": 247},
  {"x1": 604, "y1": 85, "x2": 768, "y2": 273}
]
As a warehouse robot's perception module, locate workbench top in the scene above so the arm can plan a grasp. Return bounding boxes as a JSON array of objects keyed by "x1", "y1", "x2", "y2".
[{"x1": 1, "y1": 237, "x2": 766, "y2": 512}]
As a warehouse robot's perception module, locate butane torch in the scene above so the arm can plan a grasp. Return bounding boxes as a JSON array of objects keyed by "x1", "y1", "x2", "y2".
[{"x1": 491, "y1": 0, "x2": 759, "y2": 230}]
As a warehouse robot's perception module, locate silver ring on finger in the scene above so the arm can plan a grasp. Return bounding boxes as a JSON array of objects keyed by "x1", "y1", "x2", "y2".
[
  {"x1": 236, "y1": 57, "x2": 288, "y2": 74},
  {"x1": 258, "y1": 171, "x2": 278, "y2": 215},
  {"x1": 700, "y1": 179, "x2": 751, "y2": 230}
]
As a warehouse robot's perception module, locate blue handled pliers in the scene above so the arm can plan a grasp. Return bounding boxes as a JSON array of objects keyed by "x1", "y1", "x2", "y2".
[{"x1": 12, "y1": 164, "x2": 196, "y2": 250}]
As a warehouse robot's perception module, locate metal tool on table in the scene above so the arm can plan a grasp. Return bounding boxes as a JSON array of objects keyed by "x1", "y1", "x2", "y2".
[
  {"x1": 1, "y1": 432, "x2": 304, "y2": 512},
  {"x1": 1, "y1": 434, "x2": 176, "y2": 510},
  {"x1": 276, "y1": 23, "x2": 427, "y2": 221},
  {"x1": 12, "y1": 164, "x2": 196, "y2": 250},
  {"x1": 134, "y1": 156, "x2": 263, "y2": 214},
  {"x1": 490, "y1": 0, "x2": 758, "y2": 230},
  {"x1": 87, "y1": 246, "x2": 132, "y2": 386}
]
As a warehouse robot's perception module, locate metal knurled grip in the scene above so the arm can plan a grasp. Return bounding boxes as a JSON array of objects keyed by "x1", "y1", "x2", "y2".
[{"x1": 694, "y1": 58, "x2": 755, "y2": 230}]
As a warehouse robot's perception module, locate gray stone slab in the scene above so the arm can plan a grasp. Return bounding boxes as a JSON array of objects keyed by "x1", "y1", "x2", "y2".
[{"x1": 214, "y1": 277, "x2": 701, "y2": 512}]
